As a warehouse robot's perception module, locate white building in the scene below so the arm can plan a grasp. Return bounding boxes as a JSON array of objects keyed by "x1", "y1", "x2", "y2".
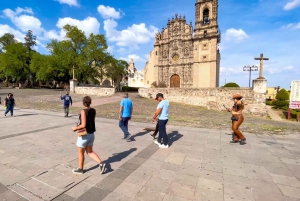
[{"x1": 123, "y1": 59, "x2": 144, "y2": 88}]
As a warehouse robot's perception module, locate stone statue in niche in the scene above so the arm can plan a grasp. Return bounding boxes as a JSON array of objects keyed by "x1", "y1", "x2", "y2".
[{"x1": 155, "y1": 33, "x2": 161, "y2": 42}]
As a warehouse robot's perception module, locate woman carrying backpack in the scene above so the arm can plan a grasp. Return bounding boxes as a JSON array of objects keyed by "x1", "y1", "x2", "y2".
[{"x1": 71, "y1": 96, "x2": 106, "y2": 174}]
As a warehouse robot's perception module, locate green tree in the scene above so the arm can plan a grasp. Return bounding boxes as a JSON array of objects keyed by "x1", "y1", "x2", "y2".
[
  {"x1": 106, "y1": 58, "x2": 128, "y2": 87},
  {"x1": 275, "y1": 89, "x2": 289, "y2": 100},
  {"x1": 30, "y1": 52, "x2": 54, "y2": 82},
  {"x1": 0, "y1": 43, "x2": 30, "y2": 84},
  {"x1": 223, "y1": 82, "x2": 240, "y2": 87},
  {"x1": 0, "y1": 33, "x2": 18, "y2": 86},
  {"x1": 0, "y1": 33, "x2": 18, "y2": 53},
  {"x1": 85, "y1": 33, "x2": 109, "y2": 83},
  {"x1": 24, "y1": 30, "x2": 37, "y2": 51},
  {"x1": 273, "y1": 89, "x2": 290, "y2": 107}
]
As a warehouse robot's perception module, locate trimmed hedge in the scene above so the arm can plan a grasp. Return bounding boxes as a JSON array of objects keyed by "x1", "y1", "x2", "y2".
[
  {"x1": 273, "y1": 100, "x2": 289, "y2": 107},
  {"x1": 266, "y1": 101, "x2": 273, "y2": 106},
  {"x1": 122, "y1": 86, "x2": 139, "y2": 92},
  {"x1": 222, "y1": 82, "x2": 240, "y2": 87}
]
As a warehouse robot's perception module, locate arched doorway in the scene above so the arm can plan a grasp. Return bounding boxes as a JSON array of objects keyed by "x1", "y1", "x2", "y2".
[
  {"x1": 170, "y1": 74, "x2": 180, "y2": 88},
  {"x1": 102, "y1": 79, "x2": 111, "y2": 87}
]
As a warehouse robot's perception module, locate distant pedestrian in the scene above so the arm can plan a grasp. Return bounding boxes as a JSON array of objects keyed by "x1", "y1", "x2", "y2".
[
  {"x1": 152, "y1": 93, "x2": 169, "y2": 148},
  {"x1": 60, "y1": 91, "x2": 72, "y2": 117},
  {"x1": 71, "y1": 96, "x2": 106, "y2": 174},
  {"x1": 119, "y1": 93, "x2": 133, "y2": 141},
  {"x1": 225, "y1": 94, "x2": 246, "y2": 145},
  {"x1": 4, "y1": 93, "x2": 15, "y2": 117}
]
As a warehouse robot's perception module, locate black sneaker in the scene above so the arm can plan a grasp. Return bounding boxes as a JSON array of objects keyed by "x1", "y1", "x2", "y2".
[
  {"x1": 72, "y1": 167, "x2": 83, "y2": 174},
  {"x1": 240, "y1": 139, "x2": 247, "y2": 145},
  {"x1": 126, "y1": 134, "x2": 132, "y2": 142},
  {"x1": 99, "y1": 163, "x2": 106, "y2": 174},
  {"x1": 150, "y1": 134, "x2": 157, "y2": 140},
  {"x1": 230, "y1": 140, "x2": 239, "y2": 143}
]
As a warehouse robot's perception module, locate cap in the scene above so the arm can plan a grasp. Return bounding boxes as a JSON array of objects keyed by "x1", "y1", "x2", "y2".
[
  {"x1": 155, "y1": 93, "x2": 164, "y2": 100},
  {"x1": 232, "y1": 94, "x2": 242, "y2": 99}
]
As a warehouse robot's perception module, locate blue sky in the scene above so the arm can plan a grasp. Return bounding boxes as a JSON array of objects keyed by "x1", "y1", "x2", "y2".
[{"x1": 0, "y1": 0, "x2": 299, "y2": 89}]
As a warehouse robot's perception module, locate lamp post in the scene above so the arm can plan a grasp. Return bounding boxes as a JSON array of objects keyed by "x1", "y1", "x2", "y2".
[{"x1": 243, "y1": 65, "x2": 258, "y2": 87}]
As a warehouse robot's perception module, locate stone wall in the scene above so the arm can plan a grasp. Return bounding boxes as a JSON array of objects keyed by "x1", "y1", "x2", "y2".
[
  {"x1": 139, "y1": 87, "x2": 268, "y2": 117},
  {"x1": 75, "y1": 86, "x2": 115, "y2": 97}
]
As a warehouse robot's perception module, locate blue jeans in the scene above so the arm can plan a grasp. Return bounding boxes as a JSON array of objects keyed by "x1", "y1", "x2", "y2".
[
  {"x1": 5, "y1": 105, "x2": 14, "y2": 116},
  {"x1": 119, "y1": 117, "x2": 131, "y2": 138},
  {"x1": 158, "y1": 119, "x2": 168, "y2": 145}
]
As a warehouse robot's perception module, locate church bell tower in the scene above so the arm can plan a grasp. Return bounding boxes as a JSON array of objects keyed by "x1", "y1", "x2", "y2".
[{"x1": 193, "y1": 0, "x2": 221, "y2": 87}]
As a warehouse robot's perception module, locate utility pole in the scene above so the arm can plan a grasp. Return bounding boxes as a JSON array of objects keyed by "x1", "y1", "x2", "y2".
[{"x1": 243, "y1": 65, "x2": 258, "y2": 87}]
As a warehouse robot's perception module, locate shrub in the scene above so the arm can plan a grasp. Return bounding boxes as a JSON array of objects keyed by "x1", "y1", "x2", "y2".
[
  {"x1": 157, "y1": 81, "x2": 167, "y2": 88},
  {"x1": 151, "y1": 81, "x2": 158, "y2": 88},
  {"x1": 266, "y1": 101, "x2": 273, "y2": 106},
  {"x1": 273, "y1": 100, "x2": 289, "y2": 107},
  {"x1": 275, "y1": 89, "x2": 289, "y2": 100},
  {"x1": 122, "y1": 86, "x2": 139, "y2": 92},
  {"x1": 223, "y1": 82, "x2": 240, "y2": 87}
]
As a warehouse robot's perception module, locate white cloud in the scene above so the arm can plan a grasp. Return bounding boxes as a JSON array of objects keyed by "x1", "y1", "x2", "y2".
[
  {"x1": 0, "y1": 24, "x2": 25, "y2": 42},
  {"x1": 284, "y1": 0, "x2": 300, "y2": 10},
  {"x1": 97, "y1": 5, "x2": 121, "y2": 19},
  {"x1": 104, "y1": 19, "x2": 158, "y2": 49},
  {"x1": 42, "y1": 17, "x2": 101, "y2": 41},
  {"x1": 223, "y1": 28, "x2": 249, "y2": 42},
  {"x1": 106, "y1": 45, "x2": 114, "y2": 54},
  {"x1": 281, "y1": 22, "x2": 300, "y2": 30},
  {"x1": 120, "y1": 54, "x2": 146, "y2": 62},
  {"x1": 2, "y1": 7, "x2": 44, "y2": 35},
  {"x1": 56, "y1": 17, "x2": 100, "y2": 36},
  {"x1": 54, "y1": 0, "x2": 79, "y2": 7}
]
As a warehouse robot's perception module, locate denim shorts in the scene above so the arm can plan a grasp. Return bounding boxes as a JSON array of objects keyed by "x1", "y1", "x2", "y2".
[{"x1": 76, "y1": 133, "x2": 95, "y2": 148}]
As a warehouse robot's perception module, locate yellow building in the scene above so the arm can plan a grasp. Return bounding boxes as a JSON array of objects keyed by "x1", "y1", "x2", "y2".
[{"x1": 266, "y1": 87, "x2": 279, "y2": 100}]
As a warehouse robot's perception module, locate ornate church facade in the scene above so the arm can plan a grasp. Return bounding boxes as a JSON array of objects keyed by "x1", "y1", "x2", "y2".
[{"x1": 143, "y1": 0, "x2": 221, "y2": 88}]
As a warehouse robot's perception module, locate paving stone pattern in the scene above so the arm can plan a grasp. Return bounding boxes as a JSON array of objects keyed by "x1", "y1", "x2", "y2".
[{"x1": 1, "y1": 107, "x2": 300, "y2": 200}]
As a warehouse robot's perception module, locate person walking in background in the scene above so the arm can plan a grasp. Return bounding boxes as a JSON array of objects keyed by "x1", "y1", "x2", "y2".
[
  {"x1": 152, "y1": 93, "x2": 169, "y2": 148},
  {"x1": 225, "y1": 94, "x2": 246, "y2": 145},
  {"x1": 119, "y1": 93, "x2": 133, "y2": 141},
  {"x1": 60, "y1": 91, "x2": 72, "y2": 117},
  {"x1": 71, "y1": 96, "x2": 106, "y2": 174},
  {"x1": 4, "y1": 93, "x2": 15, "y2": 117}
]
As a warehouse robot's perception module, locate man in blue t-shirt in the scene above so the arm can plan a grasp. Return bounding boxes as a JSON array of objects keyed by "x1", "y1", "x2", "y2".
[
  {"x1": 119, "y1": 93, "x2": 133, "y2": 141},
  {"x1": 152, "y1": 93, "x2": 169, "y2": 148},
  {"x1": 60, "y1": 92, "x2": 72, "y2": 117}
]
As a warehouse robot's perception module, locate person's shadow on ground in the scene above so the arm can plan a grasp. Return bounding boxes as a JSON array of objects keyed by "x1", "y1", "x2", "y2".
[
  {"x1": 84, "y1": 148, "x2": 137, "y2": 174},
  {"x1": 167, "y1": 131, "x2": 183, "y2": 146},
  {"x1": 130, "y1": 130, "x2": 151, "y2": 141}
]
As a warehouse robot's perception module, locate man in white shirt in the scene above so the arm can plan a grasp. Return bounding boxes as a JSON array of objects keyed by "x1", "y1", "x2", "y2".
[{"x1": 152, "y1": 93, "x2": 169, "y2": 148}]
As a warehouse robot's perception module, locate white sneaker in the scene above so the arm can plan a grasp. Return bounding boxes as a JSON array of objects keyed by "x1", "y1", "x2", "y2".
[
  {"x1": 154, "y1": 141, "x2": 161, "y2": 145},
  {"x1": 159, "y1": 144, "x2": 169, "y2": 148}
]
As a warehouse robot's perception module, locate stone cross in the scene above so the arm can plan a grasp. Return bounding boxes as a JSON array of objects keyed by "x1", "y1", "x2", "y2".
[{"x1": 254, "y1": 53, "x2": 269, "y2": 79}]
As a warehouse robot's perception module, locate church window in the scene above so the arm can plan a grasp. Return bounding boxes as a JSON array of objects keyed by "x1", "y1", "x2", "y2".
[
  {"x1": 203, "y1": 9, "x2": 210, "y2": 24},
  {"x1": 156, "y1": 51, "x2": 157, "y2": 55},
  {"x1": 172, "y1": 54, "x2": 180, "y2": 62},
  {"x1": 204, "y1": 31, "x2": 207, "y2": 37}
]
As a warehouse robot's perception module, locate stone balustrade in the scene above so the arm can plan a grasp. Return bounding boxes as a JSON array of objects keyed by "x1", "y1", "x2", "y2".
[{"x1": 139, "y1": 87, "x2": 268, "y2": 117}]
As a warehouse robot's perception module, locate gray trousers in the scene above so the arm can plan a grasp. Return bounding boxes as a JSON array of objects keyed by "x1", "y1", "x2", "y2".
[{"x1": 63, "y1": 106, "x2": 69, "y2": 116}]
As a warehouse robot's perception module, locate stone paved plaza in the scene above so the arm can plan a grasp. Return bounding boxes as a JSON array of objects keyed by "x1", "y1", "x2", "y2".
[{"x1": 1, "y1": 107, "x2": 300, "y2": 201}]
